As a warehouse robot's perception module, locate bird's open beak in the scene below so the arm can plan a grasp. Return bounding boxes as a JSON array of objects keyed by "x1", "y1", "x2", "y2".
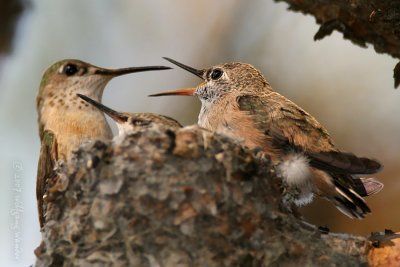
[
  {"x1": 149, "y1": 88, "x2": 196, "y2": 97},
  {"x1": 76, "y1": 94, "x2": 128, "y2": 123},
  {"x1": 94, "y1": 65, "x2": 171, "y2": 76},
  {"x1": 149, "y1": 58, "x2": 202, "y2": 97},
  {"x1": 163, "y1": 57, "x2": 205, "y2": 79}
]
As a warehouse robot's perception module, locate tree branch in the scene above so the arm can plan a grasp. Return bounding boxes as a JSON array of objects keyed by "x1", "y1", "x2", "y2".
[
  {"x1": 0, "y1": 0, "x2": 26, "y2": 55},
  {"x1": 34, "y1": 126, "x2": 398, "y2": 266},
  {"x1": 275, "y1": 0, "x2": 400, "y2": 88}
]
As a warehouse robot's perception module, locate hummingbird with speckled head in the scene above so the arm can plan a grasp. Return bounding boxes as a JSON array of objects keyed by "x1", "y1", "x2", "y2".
[
  {"x1": 36, "y1": 59, "x2": 171, "y2": 227},
  {"x1": 77, "y1": 93, "x2": 182, "y2": 143},
  {"x1": 150, "y1": 57, "x2": 384, "y2": 219}
]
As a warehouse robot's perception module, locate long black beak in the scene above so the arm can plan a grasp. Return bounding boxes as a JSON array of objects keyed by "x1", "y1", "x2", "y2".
[
  {"x1": 163, "y1": 57, "x2": 204, "y2": 79},
  {"x1": 95, "y1": 65, "x2": 171, "y2": 76},
  {"x1": 77, "y1": 94, "x2": 128, "y2": 123}
]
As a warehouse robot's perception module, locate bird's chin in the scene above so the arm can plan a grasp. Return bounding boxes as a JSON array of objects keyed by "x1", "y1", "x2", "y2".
[{"x1": 194, "y1": 85, "x2": 207, "y2": 98}]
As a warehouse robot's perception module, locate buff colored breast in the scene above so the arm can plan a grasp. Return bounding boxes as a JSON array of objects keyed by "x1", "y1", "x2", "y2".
[{"x1": 41, "y1": 107, "x2": 112, "y2": 161}]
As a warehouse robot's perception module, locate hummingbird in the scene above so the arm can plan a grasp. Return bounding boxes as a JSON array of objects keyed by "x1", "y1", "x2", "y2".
[
  {"x1": 76, "y1": 93, "x2": 182, "y2": 142},
  {"x1": 36, "y1": 59, "x2": 171, "y2": 227},
  {"x1": 150, "y1": 57, "x2": 384, "y2": 219}
]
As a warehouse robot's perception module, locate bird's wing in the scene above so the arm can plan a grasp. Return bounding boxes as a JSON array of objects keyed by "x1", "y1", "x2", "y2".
[
  {"x1": 36, "y1": 95, "x2": 45, "y2": 138},
  {"x1": 36, "y1": 129, "x2": 58, "y2": 228},
  {"x1": 237, "y1": 93, "x2": 334, "y2": 151},
  {"x1": 307, "y1": 150, "x2": 382, "y2": 174},
  {"x1": 237, "y1": 93, "x2": 382, "y2": 175}
]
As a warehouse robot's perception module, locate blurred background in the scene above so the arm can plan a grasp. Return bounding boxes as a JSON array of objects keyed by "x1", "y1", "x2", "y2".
[{"x1": 0, "y1": 0, "x2": 398, "y2": 266}]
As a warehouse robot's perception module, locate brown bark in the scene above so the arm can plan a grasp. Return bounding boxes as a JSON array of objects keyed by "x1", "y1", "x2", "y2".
[
  {"x1": 33, "y1": 125, "x2": 399, "y2": 267},
  {"x1": 275, "y1": 0, "x2": 400, "y2": 87}
]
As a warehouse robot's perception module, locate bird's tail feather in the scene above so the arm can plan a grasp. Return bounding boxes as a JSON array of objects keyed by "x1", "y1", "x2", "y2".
[
  {"x1": 331, "y1": 180, "x2": 371, "y2": 219},
  {"x1": 359, "y1": 177, "x2": 384, "y2": 196}
]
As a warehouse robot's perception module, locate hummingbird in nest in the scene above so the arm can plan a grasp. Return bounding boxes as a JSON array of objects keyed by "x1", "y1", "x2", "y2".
[
  {"x1": 36, "y1": 59, "x2": 171, "y2": 227},
  {"x1": 77, "y1": 93, "x2": 182, "y2": 143},
  {"x1": 150, "y1": 57, "x2": 384, "y2": 219}
]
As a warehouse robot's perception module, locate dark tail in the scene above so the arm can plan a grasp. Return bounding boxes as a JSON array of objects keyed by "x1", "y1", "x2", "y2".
[
  {"x1": 308, "y1": 151, "x2": 382, "y2": 175},
  {"x1": 331, "y1": 180, "x2": 371, "y2": 219}
]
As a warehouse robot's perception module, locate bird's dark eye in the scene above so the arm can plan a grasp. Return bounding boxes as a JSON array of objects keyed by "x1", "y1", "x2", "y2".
[
  {"x1": 210, "y1": 69, "x2": 223, "y2": 80},
  {"x1": 63, "y1": 64, "x2": 79, "y2": 76}
]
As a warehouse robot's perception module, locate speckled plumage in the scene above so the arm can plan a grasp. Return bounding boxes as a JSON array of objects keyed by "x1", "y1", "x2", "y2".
[
  {"x1": 152, "y1": 58, "x2": 384, "y2": 219},
  {"x1": 36, "y1": 59, "x2": 170, "y2": 227},
  {"x1": 77, "y1": 94, "x2": 182, "y2": 144}
]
